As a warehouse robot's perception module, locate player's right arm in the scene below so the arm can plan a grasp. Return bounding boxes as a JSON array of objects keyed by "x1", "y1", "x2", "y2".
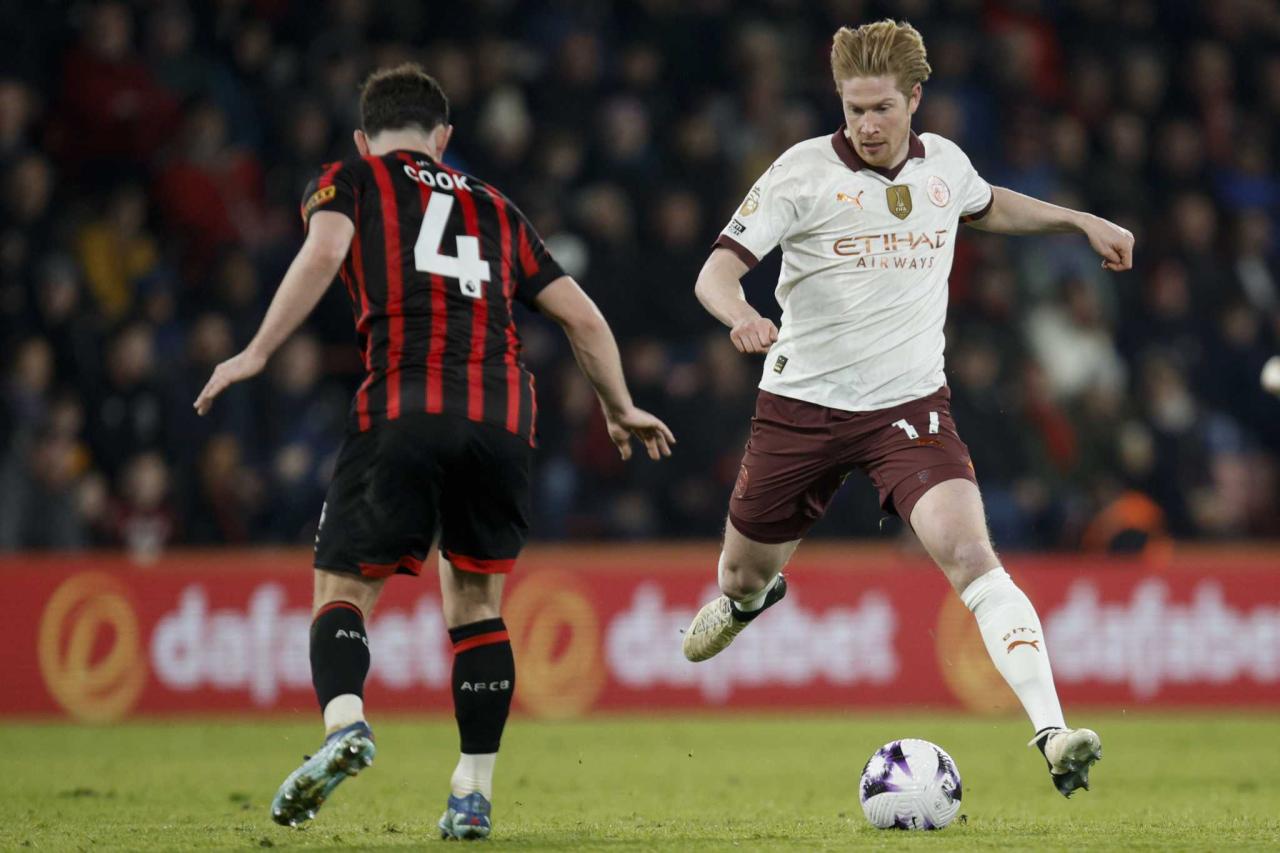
[
  {"x1": 534, "y1": 276, "x2": 675, "y2": 461},
  {"x1": 699, "y1": 155, "x2": 802, "y2": 355},
  {"x1": 196, "y1": 163, "x2": 359, "y2": 416},
  {"x1": 194, "y1": 211, "x2": 353, "y2": 415},
  {"x1": 694, "y1": 249, "x2": 778, "y2": 354}
]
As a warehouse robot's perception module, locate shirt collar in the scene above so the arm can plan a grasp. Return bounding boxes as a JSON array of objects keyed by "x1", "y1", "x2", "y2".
[{"x1": 830, "y1": 126, "x2": 925, "y2": 181}]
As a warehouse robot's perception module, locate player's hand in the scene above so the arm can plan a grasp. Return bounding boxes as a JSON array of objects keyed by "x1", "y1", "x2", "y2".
[
  {"x1": 730, "y1": 317, "x2": 778, "y2": 354},
  {"x1": 193, "y1": 349, "x2": 267, "y2": 415},
  {"x1": 1082, "y1": 214, "x2": 1134, "y2": 272},
  {"x1": 605, "y1": 406, "x2": 676, "y2": 461}
]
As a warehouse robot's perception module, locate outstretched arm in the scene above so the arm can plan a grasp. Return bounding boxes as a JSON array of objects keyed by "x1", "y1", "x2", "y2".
[
  {"x1": 694, "y1": 248, "x2": 778, "y2": 353},
  {"x1": 194, "y1": 211, "x2": 354, "y2": 415},
  {"x1": 535, "y1": 276, "x2": 675, "y2": 460},
  {"x1": 968, "y1": 186, "x2": 1134, "y2": 271}
]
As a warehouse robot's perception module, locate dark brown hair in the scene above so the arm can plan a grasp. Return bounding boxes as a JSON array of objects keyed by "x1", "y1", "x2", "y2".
[{"x1": 359, "y1": 63, "x2": 449, "y2": 136}]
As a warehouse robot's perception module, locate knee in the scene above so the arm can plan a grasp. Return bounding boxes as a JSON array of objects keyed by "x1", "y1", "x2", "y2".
[
  {"x1": 445, "y1": 592, "x2": 502, "y2": 628},
  {"x1": 313, "y1": 569, "x2": 383, "y2": 618},
  {"x1": 448, "y1": 600, "x2": 502, "y2": 627},
  {"x1": 442, "y1": 569, "x2": 504, "y2": 628},
  {"x1": 940, "y1": 538, "x2": 999, "y2": 590},
  {"x1": 718, "y1": 557, "x2": 770, "y2": 601}
]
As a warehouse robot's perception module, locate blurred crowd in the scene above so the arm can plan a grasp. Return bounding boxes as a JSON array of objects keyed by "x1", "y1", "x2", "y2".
[{"x1": 2, "y1": 0, "x2": 1279, "y2": 556}]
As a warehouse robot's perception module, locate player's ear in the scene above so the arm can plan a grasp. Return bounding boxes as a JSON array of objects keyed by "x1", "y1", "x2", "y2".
[
  {"x1": 435, "y1": 124, "x2": 454, "y2": 159},
  {"x1": 354, "y1": 129, "x2": 370, "y2": 157},
  {"x1": 907, "y1": 83, "x2": 922, "y2": 116}
]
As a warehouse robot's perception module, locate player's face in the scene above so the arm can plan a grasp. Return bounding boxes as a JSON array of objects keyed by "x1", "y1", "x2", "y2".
[{"x1": 838, "y1": 76, "x2": 921, "y2": 168}]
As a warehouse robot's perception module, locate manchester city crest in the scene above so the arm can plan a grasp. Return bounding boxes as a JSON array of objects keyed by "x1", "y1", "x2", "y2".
[{"x1": 927, "y1": 175, "x2": 951, "y2": 207}]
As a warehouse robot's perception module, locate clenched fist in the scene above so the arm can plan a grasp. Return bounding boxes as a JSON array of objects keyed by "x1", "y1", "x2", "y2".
[
  {"x1": 730, "y1": 317, "x2": 778, "y2": 354},
  {"x1": 1081, "y1": 214, "x2": 1135, "y2": 272}
]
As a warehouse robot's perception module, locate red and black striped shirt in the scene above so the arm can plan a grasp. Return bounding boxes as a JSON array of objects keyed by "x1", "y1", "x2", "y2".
[{"x1": 301, "y1": 151, "x2": 565, "y2": 444}]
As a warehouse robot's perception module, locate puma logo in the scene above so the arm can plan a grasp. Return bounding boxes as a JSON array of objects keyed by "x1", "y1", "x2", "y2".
[
  {"x1": 1007, "y1": 639, "x2": 1041, "y2": 653},
  {"x1": 836, "y1": 190, "x2": 864, "y2": 208}
]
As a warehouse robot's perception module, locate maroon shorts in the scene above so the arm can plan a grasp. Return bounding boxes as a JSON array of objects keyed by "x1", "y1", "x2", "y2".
[{"x1": 728, "y1": 386, "x2": 976, "y2": 543}]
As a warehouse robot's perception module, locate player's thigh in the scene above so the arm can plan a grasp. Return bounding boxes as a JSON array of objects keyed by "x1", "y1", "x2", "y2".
[
  {"x1": 314, "y1": 421, "x2": 443, "y2": 580},
  {"x1": 910, "y1": 479, "x2": 1000, "y2": 592},
  {"x1": 858, "y1": 387, "x2": 977, "y2": 526},
  {"x1": 722, "y1": 515, "x2": 800, "y2": 588},
  {"x1": 438, "y1": 422, "x2": 533, "y2": 574},
  {"x1": 728, "y1": 391, "x2": 846, "y2": 548}
]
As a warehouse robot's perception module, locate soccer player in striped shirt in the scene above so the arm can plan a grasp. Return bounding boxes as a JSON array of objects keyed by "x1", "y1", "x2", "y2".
[
  {"x1": 681, "y1": 20, "x2": 1133, "y2": 798},
  {"x1": 195, "y1": 64, "x2": 674, "y2": 838}
]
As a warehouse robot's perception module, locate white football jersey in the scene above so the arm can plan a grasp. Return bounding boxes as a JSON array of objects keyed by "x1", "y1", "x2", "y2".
[{"x1": 716, "y1": 127, "x2": 993, "y2": 411}]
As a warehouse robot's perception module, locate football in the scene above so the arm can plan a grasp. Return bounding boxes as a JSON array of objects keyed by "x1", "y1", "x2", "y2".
[{"x1": 859, "y1": 739, "x2": 962, "y2": 830}]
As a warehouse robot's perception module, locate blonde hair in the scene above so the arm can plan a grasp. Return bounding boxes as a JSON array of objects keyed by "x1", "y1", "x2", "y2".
[{"x1": 830, "y1": 20, "x2": 931, "y2": 96}]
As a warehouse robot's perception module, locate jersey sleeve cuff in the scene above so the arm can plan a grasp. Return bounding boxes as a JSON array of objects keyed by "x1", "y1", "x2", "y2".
[
  {"x1": 712, "y1": 234, "x2": 760, "y2": 269},
  {"x1": 960, "y1": 188, "x2": 995, "y2": 223},
  {"x1": 303, "y1": 206, "x2": 357, "y2": 232},
  {"x1": 515, "y1": 260, "x2": 567, "y2": 308}
]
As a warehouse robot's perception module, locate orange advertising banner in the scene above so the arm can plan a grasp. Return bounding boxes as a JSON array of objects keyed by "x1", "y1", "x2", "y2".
[{"x1": 4, "y1": 546, "x2": 1279, "y2": 722}]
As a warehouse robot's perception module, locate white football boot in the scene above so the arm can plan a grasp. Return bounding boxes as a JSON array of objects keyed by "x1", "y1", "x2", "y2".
[
  {"x1": 1032, "y1": 727, "x2": 1102, "y2": 797},
  {"x1": 681, "y1": 575, "x2": 787, "y2": 662}
]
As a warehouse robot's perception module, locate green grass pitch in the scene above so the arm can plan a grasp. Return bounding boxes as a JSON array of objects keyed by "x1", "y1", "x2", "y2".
[{"x1": 4, "y1": 713, "x2": 1279, "y2": 850}]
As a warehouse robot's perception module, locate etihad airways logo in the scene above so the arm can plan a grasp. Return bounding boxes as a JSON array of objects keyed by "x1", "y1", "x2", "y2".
[{"x1": 832, "y1": 229, "x2": 950, "y2": 270}]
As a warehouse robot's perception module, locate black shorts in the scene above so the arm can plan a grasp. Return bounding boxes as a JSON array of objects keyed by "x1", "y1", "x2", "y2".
[{"x1": 314, "y1": 413, "x2": 534, "y2": 578}]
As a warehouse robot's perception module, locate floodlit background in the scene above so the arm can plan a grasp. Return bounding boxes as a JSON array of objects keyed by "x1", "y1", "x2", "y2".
[
  {"x1": 3, "y1": 0, "x2": 1278, "y2": 553},
  {"x1": 2, "y1": 3, "x2": 1280, "y2": 848}
]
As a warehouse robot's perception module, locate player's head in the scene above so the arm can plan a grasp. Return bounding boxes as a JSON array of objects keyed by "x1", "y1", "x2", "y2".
[
  {"x1": 830, "y1": 20, "x2": 930, "y2": 168},
  {"x1": 354, "y1": 63, "x2": 453, "y2": 158}
]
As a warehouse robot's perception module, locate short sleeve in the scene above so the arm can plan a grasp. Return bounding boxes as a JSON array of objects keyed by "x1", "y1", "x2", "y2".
[
  {"x1": 712, "y1": 159, "x2": 800, "y2": 268},
  {"x1": 510, "y1": 204, "x2": 566, "y2": 307},
  {"x1": 301, "y1": 161, "x2": 358, "y2": 230},
  {"x1": 957, "y1": 153, "x2": 994, "y2": 223}
]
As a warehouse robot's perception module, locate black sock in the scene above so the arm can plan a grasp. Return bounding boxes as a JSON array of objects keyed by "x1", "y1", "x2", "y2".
[
  {"x1": 311, "y1": 600, "x2": 371, "y2": 710},
  {"x1": 449, "y1": 618, "x2": 515, "y2": 754}
]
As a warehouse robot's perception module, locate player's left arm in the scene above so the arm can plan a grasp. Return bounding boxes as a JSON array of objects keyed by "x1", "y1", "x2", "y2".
[
  {"x1": 194, "y1": 211, "x2": 354, "y2": 415},
  {"x1": 967, "y1": 186, "x2": 1134, "y2": 271},
  {"x1": 534, "y1": 275, "x2": 676, "y2": 460}
]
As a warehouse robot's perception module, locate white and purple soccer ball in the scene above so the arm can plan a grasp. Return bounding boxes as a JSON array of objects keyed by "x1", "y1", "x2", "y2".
[{"x1": 859, "y1": 738, "x2": 962, "y2": 830}]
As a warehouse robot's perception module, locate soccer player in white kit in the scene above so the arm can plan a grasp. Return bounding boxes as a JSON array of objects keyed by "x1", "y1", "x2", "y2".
[{"x1": 682, "y1": 19, "x2": 1134, "y2": 798}]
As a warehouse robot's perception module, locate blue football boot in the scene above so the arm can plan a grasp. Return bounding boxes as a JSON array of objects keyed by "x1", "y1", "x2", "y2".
[
  {"x1": 270, "y1": 721, "x2": 375, "y2": 826},
  {"x1": 438, "y1": 791, "x2": 492, "y2": 840}
]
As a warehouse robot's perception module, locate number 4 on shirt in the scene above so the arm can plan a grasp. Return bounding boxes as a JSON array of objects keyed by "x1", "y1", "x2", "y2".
[{"x1": 413, "y1": 193, "x2": 490, "y2": 299}]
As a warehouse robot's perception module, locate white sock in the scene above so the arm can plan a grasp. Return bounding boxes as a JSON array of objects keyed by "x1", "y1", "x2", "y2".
[
  {"x1": 322, "y1": 694, "x2": 365, "y2": 733},
  {"x1": 961, "y1": 567, "x2": 1066, "y2": 733},
  {"x1": 451, "y1": 752, "x2": 497, "y2": 798}
]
